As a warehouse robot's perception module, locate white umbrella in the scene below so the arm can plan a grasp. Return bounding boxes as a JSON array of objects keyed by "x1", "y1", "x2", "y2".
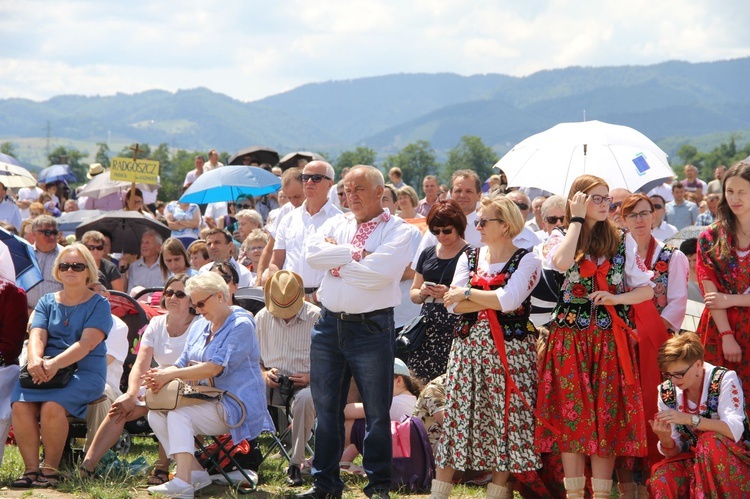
[
  {"x1": 0, "y1": 161, "x2": 36, "y2": 188},
  {"x1": 77, "y1": 170, "x2": 160, "y2": 199},
  {"x1": 495, "y1": 120, "x2": 674, "y2": 196}
]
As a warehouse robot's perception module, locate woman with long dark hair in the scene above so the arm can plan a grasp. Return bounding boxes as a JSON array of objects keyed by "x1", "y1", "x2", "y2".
[
  {"x1": 535, "y1": 175, "x2": 654, "y2": 498},
  {"x1": 697, "y1": 160, "x2": 750, "y2": 408}
]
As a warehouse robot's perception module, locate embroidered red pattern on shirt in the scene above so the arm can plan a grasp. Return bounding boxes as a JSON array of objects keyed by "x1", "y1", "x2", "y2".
[{"x1": 330, "y1": 211, "x2": 391, "y2": 277}]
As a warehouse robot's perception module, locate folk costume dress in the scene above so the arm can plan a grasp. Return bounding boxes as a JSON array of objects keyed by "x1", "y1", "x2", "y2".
[
  {"x1": 696, "y1": 224, "x2": 750, "y2": 406},
  {"x1": 436, "y1": 246, "x2": 542, "y2": 473},
  {"x1": 648, "y1": 362, "x2": 750, "y2": 498},
  {"x1": 536, "y1": 230, "x2": 652, "y2": 458}
]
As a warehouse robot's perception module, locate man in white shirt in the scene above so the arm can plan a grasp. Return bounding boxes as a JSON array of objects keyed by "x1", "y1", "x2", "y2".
[
  {"x1": 16, "y1": 183, "x2": 44, "y2": 220},
  {"x1": 126, "y1": 229, "x2": 164, "y2": 293},
  {"x1": 203, "y1": 149, "x2": 224, "y2": 172},
  {"x1": 199, "y1": 228, "x2": 252, "y2": 287},
  {"x1": 506, "y1": 190, "x2": 542, "y2": 249},
  {"x1": 301, "y1": 166, "x2": 414, "y2": 499},
  {"x1": 256, "y1": 168, "x2": 305, "y2": 286},
  {"x1": 273, "y1": 161, "x2": 341, "y2": 301},
  {"x1": 183, "y1": 155, "x2": 205, "y2": 189},
  {"x1": 0, "y1": 182, "x2": 22, "y2": 231},
  {"x1": 650, "y1": 194, "x2": 678, "y2": 241}
]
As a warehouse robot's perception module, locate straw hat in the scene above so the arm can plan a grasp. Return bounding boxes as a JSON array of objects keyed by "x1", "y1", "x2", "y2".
[
  {"x1": 87, "y1": 163, "x2": 104, "y2": 179},
  {"x1": 264, "y1": 270, "x2": 304, "y2": 319}
]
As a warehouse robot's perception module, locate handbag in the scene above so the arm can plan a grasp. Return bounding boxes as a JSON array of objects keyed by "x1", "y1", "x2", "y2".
[
  {"x1": 145, "y1": 378, "x2": 246, "y2": 428},
  {"x1": 395, "y1": 314, "x2": 428, "y2": 354},
  {"x1": 19, "y1": 358, "x2": 77, "y2": 389}
]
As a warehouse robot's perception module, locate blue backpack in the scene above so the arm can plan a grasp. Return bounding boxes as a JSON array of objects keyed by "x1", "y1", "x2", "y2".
[{"x1": 390, "y1": 416, "x2": 435, "y2": 492}]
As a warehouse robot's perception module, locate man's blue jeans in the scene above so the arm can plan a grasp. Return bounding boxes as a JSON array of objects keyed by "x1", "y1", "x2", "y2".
[{"x1": 310, "y1": 309, "x2": 395, "y2": 496}]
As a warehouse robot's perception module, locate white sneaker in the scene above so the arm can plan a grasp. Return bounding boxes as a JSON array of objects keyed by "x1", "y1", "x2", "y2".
[
  {"x1": 191, "y1": 470, "x2": 212, "y2": 492},
  {"x1": 209, "y1": 469, "x2": 258, "y2": 486},
  {"x1": 147, "y1": 477, "x2": 194, "y2": 498}
]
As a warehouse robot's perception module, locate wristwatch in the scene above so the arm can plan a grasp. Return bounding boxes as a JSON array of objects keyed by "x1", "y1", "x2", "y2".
[
  {"x1": 463, "y1": 288, "x2": 471, "y2": 300},
  {"x1": 691, "y1": 415, "x2": 701, "y2": 429}
]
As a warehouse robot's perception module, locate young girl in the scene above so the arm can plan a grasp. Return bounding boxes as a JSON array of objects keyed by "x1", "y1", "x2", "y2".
[{"x1": 535, "y1": 175, "x2": 654, "y2": 498}]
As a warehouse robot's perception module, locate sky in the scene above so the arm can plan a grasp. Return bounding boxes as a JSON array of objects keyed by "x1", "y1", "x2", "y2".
[{"x1": 2, "y1": 0, "x2": 749, "y2": 104}]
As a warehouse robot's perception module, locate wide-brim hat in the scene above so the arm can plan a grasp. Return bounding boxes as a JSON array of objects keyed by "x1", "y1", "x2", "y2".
[
  {"x1": 264, "y1": 270, "x2": 304, "y2": 319},
  {"x1": 87, "y1": 163, "x2": 104, "y2": 179}
]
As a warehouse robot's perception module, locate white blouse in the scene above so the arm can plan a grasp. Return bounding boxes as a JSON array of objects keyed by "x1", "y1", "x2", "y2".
[
  {"x1": 449, "y1": 247, "x2": 542, "y2": 314},
  {"x1": 657, "y1": 362, "x2": 747, "y2": 455},
  {"x1": 643, "y1": 236, "x2": 689, "y2": 331}
]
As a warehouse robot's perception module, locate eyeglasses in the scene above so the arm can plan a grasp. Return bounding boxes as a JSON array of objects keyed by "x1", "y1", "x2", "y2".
[
  {"x1": 545, "y1": 216, "x2": 565, "y2": 224},
  {"x1": 661, "y1": 360, "x2": 697, "y2": 380},
  {"x1": 86, "y1": 244, "x2": 105, "y2": 251},
  {"x1": 164, "y1": 289, "x2": 188, "y2": 299},
  {"x1": 58, "y1": 262, "x2": 87, "y2": 272},
  {"x1": 35, "y1": 229, "x2": 59, "y2": 237},
  {"x1": 652, "y1": 203, "x2": 664, "y2": 210},
  {"x1": 248, "y1": 246, "x2": 265, "y2": 252},
  {"x1": 514, "y1": 202, "x2": 529, "y2": 211},
  {"x1": 301, "y1": 174, "x2": 331, "y2": 183},
  {"x1": 625, "y1": 210, "x2": 653, "y2": 221},
  {"x1": 587, "y1": 195, "x2": 613, "y2": 206},
  {"x1": 430, "y1": 227, "x2": 454, "y2": 236},
  {"x1": 192, "y1": 293, "x2": 216, "y2": 310},
  {"x1": 236, "y1": 203, "x2": 253, "y2": 209},
  {"x1": 608, "y1": 201, "x2": 622, "y2": 212},
  {"x1": 474, "y1": 218, "x2": 502, "y2": 228}
]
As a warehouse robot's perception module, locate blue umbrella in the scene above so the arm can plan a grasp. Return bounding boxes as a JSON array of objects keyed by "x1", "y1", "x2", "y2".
[
  {"x1": 179, "y1": 166, "x2": 281, "y2": 204},
  {"x1": 0, "y1": 227, "x2": 43, "y2": 292},
  {"x1": 39, "y1": 164, "x2": 77, "y2": 184},
  {"x1": 57, "y1": 209, "x2": 104, "y2": 232}
]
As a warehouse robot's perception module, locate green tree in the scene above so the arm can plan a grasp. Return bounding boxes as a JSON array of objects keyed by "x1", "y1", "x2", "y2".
[
  {"x1": 334, "y1": 147, "x2": 377, "y2": 178},
  {"x1": 381, "y1": 141, "x2": 439, "y2": 191},
  {"x1": 118, "y1": 143, "x2": 151, "y2": 159},
  {"x1": 160, "y1": 149, "x2": 196, "y2": 202},
  {"x1": 675, "y1": 144, "x2": 698, "y2": 168},
  {"x1": 94, "y1": 142, "x2": 110, "y2": 168},
  {"x1": 444, "y1": 136, "x2": 499, "y2": 185},
  {"x1": 47, "y1": 146, "x2": 86, "y2": 184},
  {"x1": 0, "y1": 141, "x2": 17, "y2": 157}
]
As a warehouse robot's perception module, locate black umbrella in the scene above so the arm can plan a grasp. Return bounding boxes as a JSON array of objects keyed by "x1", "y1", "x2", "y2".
[
  {"x1": 228, "y1": 146, "x2": 280, "y2": 166},
  {"x1": 278, "y1": 151, "x2": 326, "y2": 171},
  {"x1": 74, "y1": 210, "x2": 171, "y2": 254},
  {"x1": 57, "y1": 209, "x2": 104, "y2": 232}
]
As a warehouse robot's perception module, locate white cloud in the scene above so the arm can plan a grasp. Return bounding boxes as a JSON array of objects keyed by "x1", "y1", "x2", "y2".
[{"x1": 0, "y1": 0, "x2": 747, "y2": 103}]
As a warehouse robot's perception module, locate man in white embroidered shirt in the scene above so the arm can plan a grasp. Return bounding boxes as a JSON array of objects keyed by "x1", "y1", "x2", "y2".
[
  {"x1": 273, "y1": 161, "x2": 341, "y2": 303},
  {"x1": 301, "y1": 165, "x2": 413, "y2": 499}
]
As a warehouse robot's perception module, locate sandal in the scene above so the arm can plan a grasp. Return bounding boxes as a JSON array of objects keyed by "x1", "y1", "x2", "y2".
[
  {"x1": 11, "y1": 471, "x2": 40, "y2": 489},
  {"x1": 147, "y1": 468, "x2": 170, "y2": 486},
  {"x1": 78, "y1": 465, "x2": 95, "y2": 479},
  {"x1": 32, "y1": 472, "x2": 60, "y2": 488}
]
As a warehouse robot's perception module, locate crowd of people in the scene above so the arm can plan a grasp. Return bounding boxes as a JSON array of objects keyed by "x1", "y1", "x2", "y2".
[{"x1": 0, "y1": 153, "x2": 749, "y2": 499}]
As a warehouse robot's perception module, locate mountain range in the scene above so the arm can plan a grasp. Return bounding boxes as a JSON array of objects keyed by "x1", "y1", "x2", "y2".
[{"x1": 1, "y1": 57, "x2": 749, "y2": 164}]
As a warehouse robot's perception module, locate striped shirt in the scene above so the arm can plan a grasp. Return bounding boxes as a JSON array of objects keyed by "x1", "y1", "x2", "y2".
[
  {"x1": 26, "y1": 244, "x2": 64, "y2": 309},
  {"x1": 255, "y1": 302, "x2": 320, "y2": 376}
]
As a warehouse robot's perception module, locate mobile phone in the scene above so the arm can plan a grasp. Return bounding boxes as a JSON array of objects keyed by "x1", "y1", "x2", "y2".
[{"x1": 423, "y1": 281, "x2": 437, "y2": 288}]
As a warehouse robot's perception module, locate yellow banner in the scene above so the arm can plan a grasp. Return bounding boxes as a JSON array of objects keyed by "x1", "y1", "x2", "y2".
[{"x1": 110, "y1": 157, "x2": 160, "y2": 184}]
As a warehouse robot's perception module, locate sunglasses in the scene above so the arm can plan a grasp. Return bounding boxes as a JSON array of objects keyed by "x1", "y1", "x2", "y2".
[
  {"x1": 514, "y1": 202, "x2": 529, "y2": 211},
  {"x1": 661, "y1": 360, "x2": 697, "y2": 380},
  {"x1": 587, "y1": 195, "x2": 613, "y2": 206},
  {"x1": 301, "y1": 174, "x2": 331, "y2": 183},
  {"x1": 652, "y1": 203, "x2": 664, "y2": 210},
  {"x1": 625, "y1": 210, "x2": 653, "y2": 221},
  {"x1": 86, "y1": 244, "x2": 105, "y2": 251},
  {"x1": 608, "y1": 201, "x2": 622, "y2": 212},
  {"x1": 545, "y1": 216, "x2": 565, "y2": 224},
  {"x1": 36, "y1": 229, "x2": 59, "y2": 237},
  {"x1": 164, "y1": 289, "x2": 188, "y2": 299},
  {"x1": 430, "y1": 227, "x2": 454, "y2": 236},
  {"x1": 236, "y1": 203, "x2": 253, "y2": 209},
  {"x1": 192, "y1": 293, "x2": 216, "y2": 310},
  {"x1": 473, "y1": 218, "x2": 502, "y2": 228},
  {"x1": 58, "y1": 262, "x2": 87, "y2": 272}
]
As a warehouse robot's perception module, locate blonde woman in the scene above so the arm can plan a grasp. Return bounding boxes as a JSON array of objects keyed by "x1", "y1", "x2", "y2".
[{"x1": 397, "y1": 185, "x2": 423, "y2": 219}]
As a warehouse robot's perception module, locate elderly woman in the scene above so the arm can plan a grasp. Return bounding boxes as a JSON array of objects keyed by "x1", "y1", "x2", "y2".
[
  {"x1": 397, "y1": 185, "x2": 423, "y2": 219},
  {"x1": 11, "y1": 244, "x2": 113, "y2": 488},
  {"x1": 431, "y1": 195, "x2": 543, "y2": 499},
  {"x1": 0, "y1": 276, "x2": 28, "y2": 467},
  {"x1": 239, "y1": 229, "x2": 268, "y2": 279},
  {"x1": 409, "y1": 199, "x2": 469, "y2": 382},
  {"x1": 235, "y1": 209, "x2": 264, "y2": 243},
  {"x1": 82, "y1": 230, "x2": 124, "y2": 292},
  {"x1": 529, "y1": 195, "x2": 567, "y2": 329},
  {"x1": 144, "y1": 272, "x2": 272, "y2": 498},
  {"x1": 648, "y1": 332, "x2": 750, "y2": 497},
  {"x1": 165, "y1": 199, "x2": 201, "y2": 246},
  {"x1": 187, "y1": 240, "x2": 211, "y2": 271},
  {"x1": 80, "y1": 274, "x2": 198, "y2": 484},
  {"x1": 159, "y1": 237, "x2": 196, "y2": 280}
]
